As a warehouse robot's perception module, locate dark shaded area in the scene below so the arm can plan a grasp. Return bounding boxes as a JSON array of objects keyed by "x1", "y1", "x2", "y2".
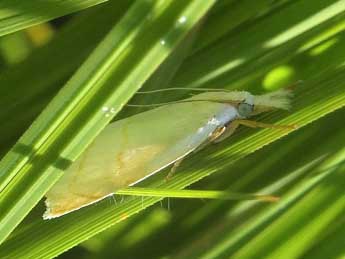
[{"x1": 0, "y1": 0, "x2": 133, "y2": 158}]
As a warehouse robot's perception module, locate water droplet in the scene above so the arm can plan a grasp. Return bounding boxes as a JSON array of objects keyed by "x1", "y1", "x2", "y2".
[
  {"x1": 160, "y1": 39, "x2": 166, "y2": 45},
  {"x1": 110, "y1": 107, "x2": 116, "y2": 113},
  {"x1": 105, "y1": 113, "x2": 110, "y2": 117},
  {"x1": 102, "y1": 106, "x2": 109, "y2": 112},
  {"x1": 178, "y1": 16, "x2": 187, "y2": 24}
]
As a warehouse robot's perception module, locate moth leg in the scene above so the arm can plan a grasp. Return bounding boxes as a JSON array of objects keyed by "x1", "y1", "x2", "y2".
[
  {"x1": 213, "y1": 119, "x2": 296, "y2": 143},
  {"x1": 213, "y1": 123, "x2": 240, "y2": 143},
  {"x1": 165, "y1": 126, "x2": 227, "y2": 181},
  {"x1": 193, "y1": 126, "x2": 227, "y2": 151},
  {"x1": 235, "y1": 119, "x2": 297, "y2": 130},
  {"x1": 166, "y1": 158, "x2": 184, "y2": 181},
  {"x1": 209, "y1": 126, "x2": 227, "y2": 142}
]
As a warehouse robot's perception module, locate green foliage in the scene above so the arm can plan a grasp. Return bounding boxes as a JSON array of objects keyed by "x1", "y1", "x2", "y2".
[
  {"x1": 0, "y1": 0, "x2": 344, "y2": 258},
  {"x1": 0, "y1": 0, "x2": 108, "y2": 36}
]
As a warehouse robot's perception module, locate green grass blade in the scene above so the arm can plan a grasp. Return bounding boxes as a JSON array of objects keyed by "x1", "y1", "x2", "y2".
[
  {"x1": 116, "y1": 187, "x2": 278, "y2": 201},
  {"x1": 0, "y1": 1, "x2": 132, "y2": 156},
  {"x1": 171, "y1": 0, "x2": 345, "y2": 90},
  {"x1": 1, "y1": 0, "x2": 345, "y2": 258},
  {"x1": 231, "y1": 150, "x2": 345, "y2": 259},
  {"x1": 0, "y1": 0, "x2": 108, "y2": 36},
  {"x1": 0, "y1": 0, "x2": 216, "y2": 246},
  {"x1": 169, "y1": 107, "x2": 345, "y2": 259},
  {"x1": 1, "y1": 61, "x2": 344, "y2": 259}
]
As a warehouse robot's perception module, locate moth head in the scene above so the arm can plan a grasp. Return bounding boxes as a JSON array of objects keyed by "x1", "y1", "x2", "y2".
[
  {"x1": 237, "y1": 102, "x2": 254, "y2": 118},
  {"x1": 188, "y1": 89, "x2": 292, "y2": 118},
  {"x1": 238, "y1": 89, "x2": 292, "y2": 118}
]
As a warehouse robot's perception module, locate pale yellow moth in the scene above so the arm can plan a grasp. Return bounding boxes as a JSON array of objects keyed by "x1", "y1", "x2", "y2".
[{"x1": 44, "y1": 89, "x2": 293, "y2": 219}]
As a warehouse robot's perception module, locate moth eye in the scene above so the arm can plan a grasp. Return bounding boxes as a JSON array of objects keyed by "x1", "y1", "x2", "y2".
[{"x1": 238, "y1": 103, "x2": 254, "y2": 117}]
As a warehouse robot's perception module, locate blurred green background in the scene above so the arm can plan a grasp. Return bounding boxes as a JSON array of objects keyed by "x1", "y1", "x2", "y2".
[{"x1": 0, "y1": 0, "x2": 344, "y2": 258}]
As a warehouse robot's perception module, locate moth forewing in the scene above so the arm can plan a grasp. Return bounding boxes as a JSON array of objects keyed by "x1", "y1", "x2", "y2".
[{"x1": 44, "y1": 89, "x2": 292, "y2": 219}]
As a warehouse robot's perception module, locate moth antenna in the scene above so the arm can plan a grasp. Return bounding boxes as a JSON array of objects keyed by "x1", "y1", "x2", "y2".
[
  {"x1": 126, "y1": 98, "x2": 230, "y2": 108},
  {"x1": 136, "y1": 87, "x2": 232, "y2": 94},
  {"x1": 126, "y1": 100, "x2": 191, "y2": 108}
]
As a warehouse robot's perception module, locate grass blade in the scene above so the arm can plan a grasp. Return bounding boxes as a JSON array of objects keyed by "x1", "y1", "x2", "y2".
[
  {"x1": 116, "y1": 187, "x2": 278, "y2": 201},
  {"x1": 0, "y1": 0, "x2": 108, "y2": 36},
  {"x1": 0, "y1": 0, "x2": 216, "y2": 246},
  {"x1": 1, "y1": 60, "x2": 344, "y2": 259}
]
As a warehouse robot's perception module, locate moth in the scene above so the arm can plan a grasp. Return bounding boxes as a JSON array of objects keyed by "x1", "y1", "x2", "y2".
[{"x1": 44, "y1": 89, "x2": 293, "y2": 219}]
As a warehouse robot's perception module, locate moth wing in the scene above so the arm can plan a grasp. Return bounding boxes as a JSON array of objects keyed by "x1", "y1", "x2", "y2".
[{"x1": 44, "y1": 101, "x2": 231, "y2": 218}]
